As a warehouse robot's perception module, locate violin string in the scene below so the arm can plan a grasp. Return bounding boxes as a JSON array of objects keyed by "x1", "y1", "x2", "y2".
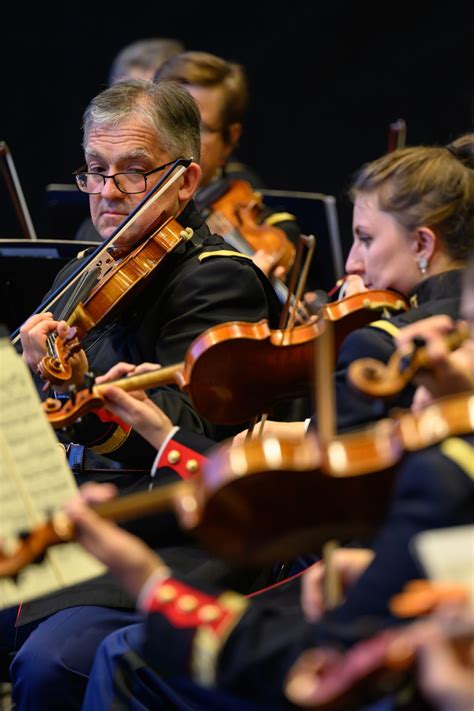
[{"x1": 11, "y1": 165, "x2": 190, "y2": 347}]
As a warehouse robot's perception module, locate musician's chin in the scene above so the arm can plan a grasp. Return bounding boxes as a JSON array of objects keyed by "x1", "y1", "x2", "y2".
[{"x1": 97, "y1": 214, "x2": 129, "y2": 239}]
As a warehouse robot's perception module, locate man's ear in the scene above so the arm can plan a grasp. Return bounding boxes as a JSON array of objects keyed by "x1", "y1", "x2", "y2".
[
  {"x1": 226, "y1": 122, "x2": 242, "y2": 151},
  {"x1": 178, "y1": 162, "x2": 201, "y2": 201}
]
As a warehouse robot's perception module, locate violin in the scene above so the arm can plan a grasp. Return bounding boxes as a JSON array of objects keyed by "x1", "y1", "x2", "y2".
[
  {"x1": 206, "y1": 179, "x2": 296, "y2": 274},
  {"x1": 10, "y1": 158, "x2": 191, "y2": 348},
  {"x1": 38, "y1": 216, "x2": 194, "y2": 388},
  {"x1": 347, "y1": 324, "x2": 470, "y2": 399},
  {"x1": 284, "y1": 580, "x2": 472, "y2": 709},
  {"x1": 185, "y1": 390, "x2": 474, "y2": 565},
  {"x1": 43, "y1": 290, "x2": 408, "y2": 429},
  {"x1": 2, "y1": 390, "x2": 465, "y2": 580}
]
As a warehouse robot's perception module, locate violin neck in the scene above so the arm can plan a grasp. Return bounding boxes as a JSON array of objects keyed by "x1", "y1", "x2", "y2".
[
  {"x1": 92, "y1": 479, "x2": 192, "y2": 523},
  {"x1": 95, "y1": 363, "x2": 184, "y2": 393}
]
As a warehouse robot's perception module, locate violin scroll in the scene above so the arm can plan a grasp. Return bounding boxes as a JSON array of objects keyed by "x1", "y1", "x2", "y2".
[
  {"x1": 36, "y1": 331, "x2": 85, "y2": 389},
  {"x1": 348, "y1": 325, "x2": 470, "y2": 399}
]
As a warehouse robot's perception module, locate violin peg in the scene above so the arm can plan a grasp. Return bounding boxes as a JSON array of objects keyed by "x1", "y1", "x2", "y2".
[
  {"x1": 84, "y1": 371, "x2": 96, "y2": 393},
  {"x1": 179, "y1": 227, "x2": 194, "y2": 241},
  {"x1": 68, "y1": 384, "x2": 77, "y2": 406}
]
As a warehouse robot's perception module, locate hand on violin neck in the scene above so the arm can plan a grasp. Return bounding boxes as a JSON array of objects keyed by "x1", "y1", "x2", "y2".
[
  {"x1": 63, "y1": 482, "x2": 168, "y2": 600},
  {"x1": 300, "y1": 548, "x2": 374, "y2": 622},
  {"x1": 99, "y1": 385, "x2": 173, "y2": 451},
  {"x1": 395, "y1": 316, "x2": 474, "y2": 402},
  {"x1": 410, "y1": 343, "x2": 474, "y2": 406},
  {"x1": 395, "y1": 315, "x2": 457, "y2": 352},
  {"x1": 19, "y1": 312, "x2": 55, "y2": 370},
  {"x1": 95, "y1": 360, "x2": 161, "y2": 385},
  {"x1": 232, "y1": 420, "x2": 306, "y2": 447}
]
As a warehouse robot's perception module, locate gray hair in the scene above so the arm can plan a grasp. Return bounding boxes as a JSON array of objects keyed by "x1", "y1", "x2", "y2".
[
  {"x1": 82, "y1": 79, "x2": 201, "y2": 163},
  {"x1": 108, "y1": 38, "x2": 185, "y2": 85}
]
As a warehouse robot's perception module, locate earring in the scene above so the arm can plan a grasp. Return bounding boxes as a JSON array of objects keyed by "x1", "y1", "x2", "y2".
[{"x1": 418, "y1": 256, "x2": 428, "y2": 275}]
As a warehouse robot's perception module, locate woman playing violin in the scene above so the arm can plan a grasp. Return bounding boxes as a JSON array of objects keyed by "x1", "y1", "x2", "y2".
[{"x1": 237, "y1": 137, "x2": 474, "y2": 440}]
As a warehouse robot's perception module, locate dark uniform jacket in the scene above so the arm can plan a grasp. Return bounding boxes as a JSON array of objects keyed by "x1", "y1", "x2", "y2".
[
  {"x1": 41, "y1": 200, "x2": 281, "y2": 478},
  {"x1": 141, "y1": 431, "x2": 474, "y2": 708},
  {"x1": 16, "y1": 202, "x2": 280, "y2": 625},
  {"x1": 331, "y1": 269, "x2": 464, "y2": 432}
]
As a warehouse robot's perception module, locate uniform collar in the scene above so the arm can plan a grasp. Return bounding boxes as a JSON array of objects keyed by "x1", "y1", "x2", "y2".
[{"x1": 408, "y1": 269, "x2": 465, "y2": 308}]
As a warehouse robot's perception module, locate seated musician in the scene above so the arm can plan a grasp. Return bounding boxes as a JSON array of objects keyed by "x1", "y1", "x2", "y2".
[
  {"x1": 79, "y1": 51, "x2": 301, "y2": 291},
  {"x1": 154, "y1": 50, "x2": 301, "y2": 282},
  {"x1": 235, "y1": 137, "x2": 473, "y2": 442},
  {"x1": 61, "y1": 256, "x2": 474, "y2": 709},
  {"x1": 2, "y1": 78, "x2": 282, "y2": 710}
]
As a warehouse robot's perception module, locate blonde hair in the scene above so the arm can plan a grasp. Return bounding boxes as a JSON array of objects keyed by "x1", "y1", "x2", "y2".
[{"x1": 349, "y1": 145, "x2": 474, "y2": 260}]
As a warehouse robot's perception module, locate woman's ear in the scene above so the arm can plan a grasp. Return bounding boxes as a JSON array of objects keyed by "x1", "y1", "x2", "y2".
[
  {"x1": 178, "y1": 162, "x2": 201, "y2": 201},
  {"x1": 414, "y1": 226, "x2": 437, "y2": 262}
]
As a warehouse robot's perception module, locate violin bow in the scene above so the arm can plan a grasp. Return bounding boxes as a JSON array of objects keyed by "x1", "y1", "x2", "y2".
[
  {"x1": 314, "y1": 317, "x2": 342, "y2": 608},
  {"x1": 245, "y1": 234, "x2": 316, "y2": 439},
  {"x1": 387, "y1": 119, "x2": 407, "y2": 153},
  {"x1": 10, "y1": 158, "x2": 192, "y2": 345}
]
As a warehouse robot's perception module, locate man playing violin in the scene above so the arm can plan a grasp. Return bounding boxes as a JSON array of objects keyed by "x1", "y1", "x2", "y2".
[
  {"x1": 78, "y1": 50, "x2": 301, "y2": 287},
  {"x1": 5, "y1": 79, "x2": 282, "y2": 710}
]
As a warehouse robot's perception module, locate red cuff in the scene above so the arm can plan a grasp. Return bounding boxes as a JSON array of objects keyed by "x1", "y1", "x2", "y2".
[
  {"x1": 158, "y1": 439, "x2": 207, "y2": 479},
  {"x1": 146, "y1": 577, "x2": 241, "y2": 632}
]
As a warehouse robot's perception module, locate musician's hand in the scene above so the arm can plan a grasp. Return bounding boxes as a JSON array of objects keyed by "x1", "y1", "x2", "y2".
[
  {"x1": 95, "y1": 361, "x2": 161, "y2": 384},
  {"x1": 232, "y1": 420, "x2": 306, "y2": 447},
  {"x1": 99, "y1": 385, "x2": 173, "y2": 451},
  {"x1": 395, "y1": 315, "x2": 457, "y2": 350},
  {"x1": 20, "y1": 313, "x2": 66, "y2": 370},
  {"x1": 339, "y1": 274, "x2": 368, "y2": 297},
  {"x1": 64, "y1": 483, "x2": 168, "y2": 600},
  {"x1": 400, "y1": 606, "x2": 474, "y2": 711},
  {"x1": 300, "y1": 548, "x2": 374, "y2": 622},
  {"x1": 395, "y1": 317, "x2": 474, "y2": 404},
  {"x1": 252, "y1": 249, "x2": 286, "y2": 279}
]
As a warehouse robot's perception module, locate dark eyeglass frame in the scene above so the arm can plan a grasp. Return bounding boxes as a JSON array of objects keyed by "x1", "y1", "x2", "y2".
[{"x1": 73, "y1": 160, "x2": 178, "y2": 194}]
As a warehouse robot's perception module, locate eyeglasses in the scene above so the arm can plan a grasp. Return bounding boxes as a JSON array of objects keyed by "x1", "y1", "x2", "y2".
[{"x1": 73, "y1": 160, "x2": 178, "y2": 195}]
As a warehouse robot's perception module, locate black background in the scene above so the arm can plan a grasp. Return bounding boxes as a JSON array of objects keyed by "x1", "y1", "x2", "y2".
[{"x1": 1, "y1": 1, "x2": 472, "y2": 256}]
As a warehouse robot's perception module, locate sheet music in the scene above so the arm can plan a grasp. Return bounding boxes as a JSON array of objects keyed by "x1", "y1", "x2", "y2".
[
  {"x1": 0, "y1": 337, "x2": 104, "y2": 609},
  {"x1": 412, "y1": 525, "x2": 474, "y2": 605}
]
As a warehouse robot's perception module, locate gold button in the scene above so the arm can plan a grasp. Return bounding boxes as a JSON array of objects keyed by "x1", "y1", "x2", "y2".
[
  {"x1": 185, "y1": 459, "x2": 199, "y2": 473},
  {"x1": 167, "y1": 449, "x2": 181, "y2": 464},
  {"x1": 198, "y1": 604, "x2": 221, "y2": 622},
  {"x1": 177, "y1": 594, "x2": 198, "y2": 612},
  {"x1": 156, "y1": 584, "x2": 177, "y2": 603}
]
